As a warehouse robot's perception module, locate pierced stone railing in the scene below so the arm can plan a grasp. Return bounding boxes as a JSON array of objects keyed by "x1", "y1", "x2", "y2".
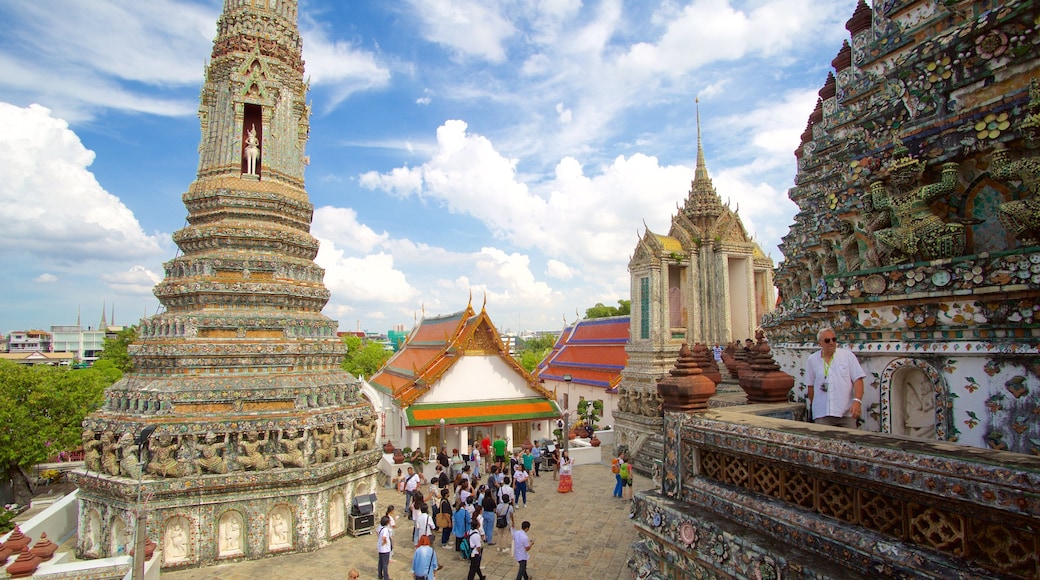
[{"x1": 636, "y1": 404, "x2": 1040, "y2": 579}]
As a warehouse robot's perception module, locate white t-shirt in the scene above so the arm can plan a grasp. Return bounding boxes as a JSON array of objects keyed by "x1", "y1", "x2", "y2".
[
  {"x1": 805, "y1": 348, "x2": 866, "y2": 420},
  {"x1": 512, "y1": 529, "x2": 531, "y2": 561},
  {"x1": 377, "y1": 526, "x2": 392, "y2": 553},
  {"x1": 404, "y1": 473, "x2": 420, "y2": 492},
  {"x1": 467, "y1": 529, "x2": 482, "y2": 556}
]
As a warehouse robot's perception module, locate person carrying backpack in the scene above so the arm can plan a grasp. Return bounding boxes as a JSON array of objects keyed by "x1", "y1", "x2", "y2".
[
  {"x1": 465, "y1": 519, "x2": 487, "y2": 580},
  {"x1": 612, "y1": 453, "x2": 624, "y2": 498},
  {"x1": 452, "y1": 499, "x2": 471, "y2": 557},
  {"x1": 620, "y1": 459, "x2": 633, "y2": 499}
]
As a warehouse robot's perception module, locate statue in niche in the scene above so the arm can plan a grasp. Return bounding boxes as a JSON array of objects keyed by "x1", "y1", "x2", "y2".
[
  {"x1": 992, "y1": 89, "x2": 1040, "y2": 245},
  {"x1": 901, "y1": 369, "x2": 937, "y2": 439},
  {"x1": 86, "y1": 510, "x2": 101, "y2": 554},
  {"x1": 101, "y1": 431, "x2": 121, "y2": 476},
  {"x1": 244, "y1": 123, "x2": 260, "y2": 176},
  {"x1": 118, "y1": 432, "x2": 144, "y2": 479},
  {"x1": 869, "y1": 143, "x2": 963, "y2": 264},
  {"x1": 164, "y1": 519, "x2": 189, "y2": 563},
  {"x1": 237, "y1": 431, "x2": 270, "y2": 471},
  {"x1": 83, "y1": 430, "x2": 102, "y2": 472},
  {"x1": 269, "y1": 510, "x2": 290, "y2": 549},
  {"x1": 218, "y1": 512, "x2": 243, "y2": 555},
  {"x1": 194, "y1": 432, "x2": 228, "y2": 474},
  {"x1": 274, "y1": 429, "x2": 307, "y2": 468},
  {"x1": 147, "y1": 434, "x2": 182, "y2": 478}
]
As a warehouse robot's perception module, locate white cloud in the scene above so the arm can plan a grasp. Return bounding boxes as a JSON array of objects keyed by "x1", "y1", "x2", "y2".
[
  {"x1": 0, "y1": 103, "x2": 167, "y2": 262},
  {"x1": 555, "y1": 102, "x2": 573, "y2": 124},
  {"x1": 35, "y1": 273, "x2": 57, "y2": 283},
  {"x1": 101, "y1": 265, "x2": 162, "y2": 295},
  {"x1": 312, "y1": 206, "x2": 389, "y2": 253},
  {"x1": 405, "y1": 0, "x2": 516, "y2": 62},
  {"x1": 546, "y1": 259, "x2": 573, "y2": 280},
  {"x1": 301, "y1": 24, "x2": 392, "y2": 112},
  {"x1": 316, "y1": 243, "x2": 419, "y2": 304}
]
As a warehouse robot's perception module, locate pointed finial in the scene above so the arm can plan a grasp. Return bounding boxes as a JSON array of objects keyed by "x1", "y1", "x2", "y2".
[
  {"x1": 695, "y1": 98, "x2": 708, "y2": 181},
  {"x1": 468, "y1": 289, "x2": 473, "y2": 307},
  {"x1": 481, "y1": 291, "x2": 487, "y2": 311}
]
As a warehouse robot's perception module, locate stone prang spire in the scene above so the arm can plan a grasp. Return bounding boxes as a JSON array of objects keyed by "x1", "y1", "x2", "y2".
[
  {"x1": 76, "y1": 0, "x2": 377, "y2": 568},
  {"x1": 682, "y1": 99, "x2": 725, "y2": 230}
]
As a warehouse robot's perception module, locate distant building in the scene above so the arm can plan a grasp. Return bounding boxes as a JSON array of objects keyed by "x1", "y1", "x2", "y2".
[
  {"x1": 368, "y1": 300, "x2": 561, "y2": 454},
  {"x1": 537, "y1": 316, "x2": 629, "y2": 430},
  {"x1": 5, "y1": 330, "x2": 53, "y2": 353}
]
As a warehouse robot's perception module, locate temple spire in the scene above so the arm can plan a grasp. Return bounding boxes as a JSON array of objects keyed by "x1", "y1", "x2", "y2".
[
  {"x1": 683, "y1": 98, "x2": 724, "y2": 225},
  {"x1": 695, "y1": 98, "x2": 709, "y2": 182}
]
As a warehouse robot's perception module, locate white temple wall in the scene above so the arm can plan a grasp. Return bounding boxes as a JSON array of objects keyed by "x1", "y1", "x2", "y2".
[{"x1": 419, "y1": 356, "x2": 533, "y2": 403}]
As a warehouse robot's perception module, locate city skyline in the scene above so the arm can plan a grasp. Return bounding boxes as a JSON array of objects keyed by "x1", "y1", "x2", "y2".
[{"x1": 0, "y1": 0, "x2": 859, "y2": 334}]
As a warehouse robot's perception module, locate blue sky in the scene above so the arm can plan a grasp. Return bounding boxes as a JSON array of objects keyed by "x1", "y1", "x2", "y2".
[{"x1": 0, "y1": 0, "x2": 858, "y2": 335}]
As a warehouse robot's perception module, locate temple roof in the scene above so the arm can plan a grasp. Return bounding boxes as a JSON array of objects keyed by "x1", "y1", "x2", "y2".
[
  {"x1": 369, "y1": 301, "x2": 556, "y2": 407},
  {"x1": 537, "y1": 316, "x2": 629, "y2": 393}
]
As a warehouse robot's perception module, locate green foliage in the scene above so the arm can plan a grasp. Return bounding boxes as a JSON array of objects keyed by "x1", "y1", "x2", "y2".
[
  {"x1": 0, "y1": 507, "x2": 16, "y2": 534},
  {"x1": 341, "y1": 335, "x2": 393, "y2": 379},
  {"x1": 97, "y1": 326, "x2": 137, "y2": 373},
  {"x1": 577, "y1": 397, "x2": 604, "y2": 431},
  {"x1": 514, "y1": 334, "x2": 557, "y2": 373},
  {"x1": 584, "y1": 299, "x2": 631, "y2": 319},
  {"x1": 0, "y1": 361, "x2": 111, "y2": 469}
]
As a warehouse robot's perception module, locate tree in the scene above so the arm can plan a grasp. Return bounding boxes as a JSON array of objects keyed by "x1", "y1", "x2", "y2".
[
  {"x1": 514, "y1": 334, "x2": 557, "y2": 373},
  {"x1": 584, "y1": 299, "x2": 631, "y2": 319},
  {"x1": 341, "y1": 335, "x2": 393, "y2": 379},
  {"x1": 97, "y1": 326, "x2": 137, "y2": 373},
  {"x1": 0, "y1": 361, "x2": 111, "y2": 505}
]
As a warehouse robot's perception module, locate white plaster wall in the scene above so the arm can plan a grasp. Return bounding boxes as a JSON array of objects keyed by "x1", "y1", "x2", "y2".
[{"x1": 419, "y1": 356, "x2": 533, "y2": 403}]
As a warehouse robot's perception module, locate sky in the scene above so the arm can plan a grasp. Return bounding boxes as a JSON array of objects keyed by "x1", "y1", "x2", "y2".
[{"x1": 0, "y1": 0, "x2": 860, "y2": 336}]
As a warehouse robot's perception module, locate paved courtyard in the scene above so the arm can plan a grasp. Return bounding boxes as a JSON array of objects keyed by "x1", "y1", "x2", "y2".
[{"x1": 165, "y1": 461, "x2": 650, "y2": 579}]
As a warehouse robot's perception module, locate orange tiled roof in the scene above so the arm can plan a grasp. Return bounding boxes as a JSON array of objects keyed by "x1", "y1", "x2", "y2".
[
  {"x1": 369, "y1": 303, "x2": 555, "y2": 406},
  {"x1": 537, "y1": 316, "x2": 629, "y2": 391}
]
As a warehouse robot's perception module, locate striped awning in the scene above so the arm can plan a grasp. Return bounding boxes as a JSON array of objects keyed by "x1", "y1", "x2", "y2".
[{"x1": 405, "y1": 398, "x2": 561, "y2": 428}]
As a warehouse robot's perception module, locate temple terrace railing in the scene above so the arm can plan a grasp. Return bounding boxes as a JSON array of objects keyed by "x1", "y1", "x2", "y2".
[{"x1": 647, "y1": 404, "x2": 1040, "y2": 579}]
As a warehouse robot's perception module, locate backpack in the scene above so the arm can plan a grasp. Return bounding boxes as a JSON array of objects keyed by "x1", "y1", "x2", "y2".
[
  {"x1": 611, "y1": 458, "x2": 620, "y2": 474},
  {"x1": 619, "y1": 462, "x2": 630, "y2": 479},
  {"x1": 460, "y1": 531, "x2": 477, "y2": 559}
]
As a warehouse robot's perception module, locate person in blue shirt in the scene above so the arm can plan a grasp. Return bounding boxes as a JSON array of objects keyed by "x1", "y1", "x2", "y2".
[
  {"x1": 451, "y1": 499, "x2": 471, "y2": 558},
  {"x1": 412, "y1": 534, "x2": 439, "y2": 579}
]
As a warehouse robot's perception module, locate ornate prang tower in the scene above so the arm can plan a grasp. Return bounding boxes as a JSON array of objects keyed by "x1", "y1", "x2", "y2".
[{"x1": 73, "y1": 0, "x2": 379, "y2": 569}]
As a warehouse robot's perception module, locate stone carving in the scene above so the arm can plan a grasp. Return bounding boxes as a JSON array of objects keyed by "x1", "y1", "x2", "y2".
[
  {"x1": 101, "y1": 432, "x2": 120, "y2": 477},
  {"x1": 244, "y1": 123, "x2": 260, "y2": 175},
  {"x1": 218, "y1": 512, "x2": 244, "y2": 556},
  {"x1": 993, "y1": 79, "x2": 1040, "y2": 246},
  {"x1": 117, "y1": 433, "x2": 144, "y2": 480},
  {"x1": 236, "y1": 431, "x2": 270, "y2": 471},
  {"x1": 164, "y1": 519, "x2": 189, "y2": 564},
  {"x1": 268, "y1": 508, "x2": 291, "y2": 550},
  {"x1": 147, "y1": 434, "x2": 183, "y2": 478},
  {"x1": 194, "y1": 432, "x2": 228, "y2": 474},
  {"x1": 312, "y1": 427, "x2": 334, "y2": 464},
  {"x1": 902, "y1": 369, "x2": 937, "y2": 439},
  {"x1": 869, "y1": 144, "x2": 963, "y2": 264},
  {"x1": 83, "y1": 430, "x2": 102, "y2": 473},
  {"x1": 333, "y1": 422, "x2": 356, "y2": 457},
  {"x1": 353, "y1": 416, "x2": 376, "y2": 451},
  {"x1": 274, "y1": 429, "x2": 307, "y2": 468}
]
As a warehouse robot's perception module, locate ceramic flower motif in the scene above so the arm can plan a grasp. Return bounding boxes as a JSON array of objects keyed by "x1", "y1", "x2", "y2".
[{"x1": 975, "y1": 31, "x2": 1009, "y2": 60}]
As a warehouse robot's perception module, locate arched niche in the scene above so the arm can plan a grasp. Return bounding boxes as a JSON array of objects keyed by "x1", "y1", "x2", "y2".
[
  {"x1": 162, "y1": 515, "x2": 192, "y2": 565},
  {"x1": 217, "y1": 510, "x2": 246, "y2": 557},
  {"x1": 109, "y1": 515, "x2": 128, "y2": 556},
  {"x1": 879, "y1": 358, "x2": 949, "y2": 440},
  {"x1": 329, "y1": 492, "x2": 346, "y2": 539},
  {"x1": 267, "y1": 505, "x2": 293, "y2": 551}
]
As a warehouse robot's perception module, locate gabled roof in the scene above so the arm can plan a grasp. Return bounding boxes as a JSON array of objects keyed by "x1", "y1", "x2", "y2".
[
  {"x1": 369, "y1": 301, "x2": 555, "y2": 406},
  {"x1": 537, "y1": 316, "x2": 629, "y2": 393}
]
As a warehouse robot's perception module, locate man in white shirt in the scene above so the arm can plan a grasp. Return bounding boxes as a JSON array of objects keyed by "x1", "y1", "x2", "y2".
[
  {"x1": 512, "y1": 520, "x2": 533, "y2": 580},
  {"x1": 403, "y1": 466, "x2": 421, "y2": 519},
  {"x1": 805, "y1": 327, "x2": 866, "y2": 428}
]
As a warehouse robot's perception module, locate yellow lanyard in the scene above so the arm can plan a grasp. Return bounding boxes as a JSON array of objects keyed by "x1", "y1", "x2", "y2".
[{"x1": 823, "y1": 358, "x2": 832, "y2": 378}]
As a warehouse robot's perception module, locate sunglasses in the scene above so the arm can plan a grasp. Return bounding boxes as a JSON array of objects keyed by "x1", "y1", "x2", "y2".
[{"x1": 821, "y1": 337, "x2": 837, "y2": 343}]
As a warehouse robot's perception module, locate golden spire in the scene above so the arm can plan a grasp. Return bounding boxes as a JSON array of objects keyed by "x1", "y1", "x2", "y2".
[{"x1": 683, "y1": 98, "x2": 724, "y2": 225}]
